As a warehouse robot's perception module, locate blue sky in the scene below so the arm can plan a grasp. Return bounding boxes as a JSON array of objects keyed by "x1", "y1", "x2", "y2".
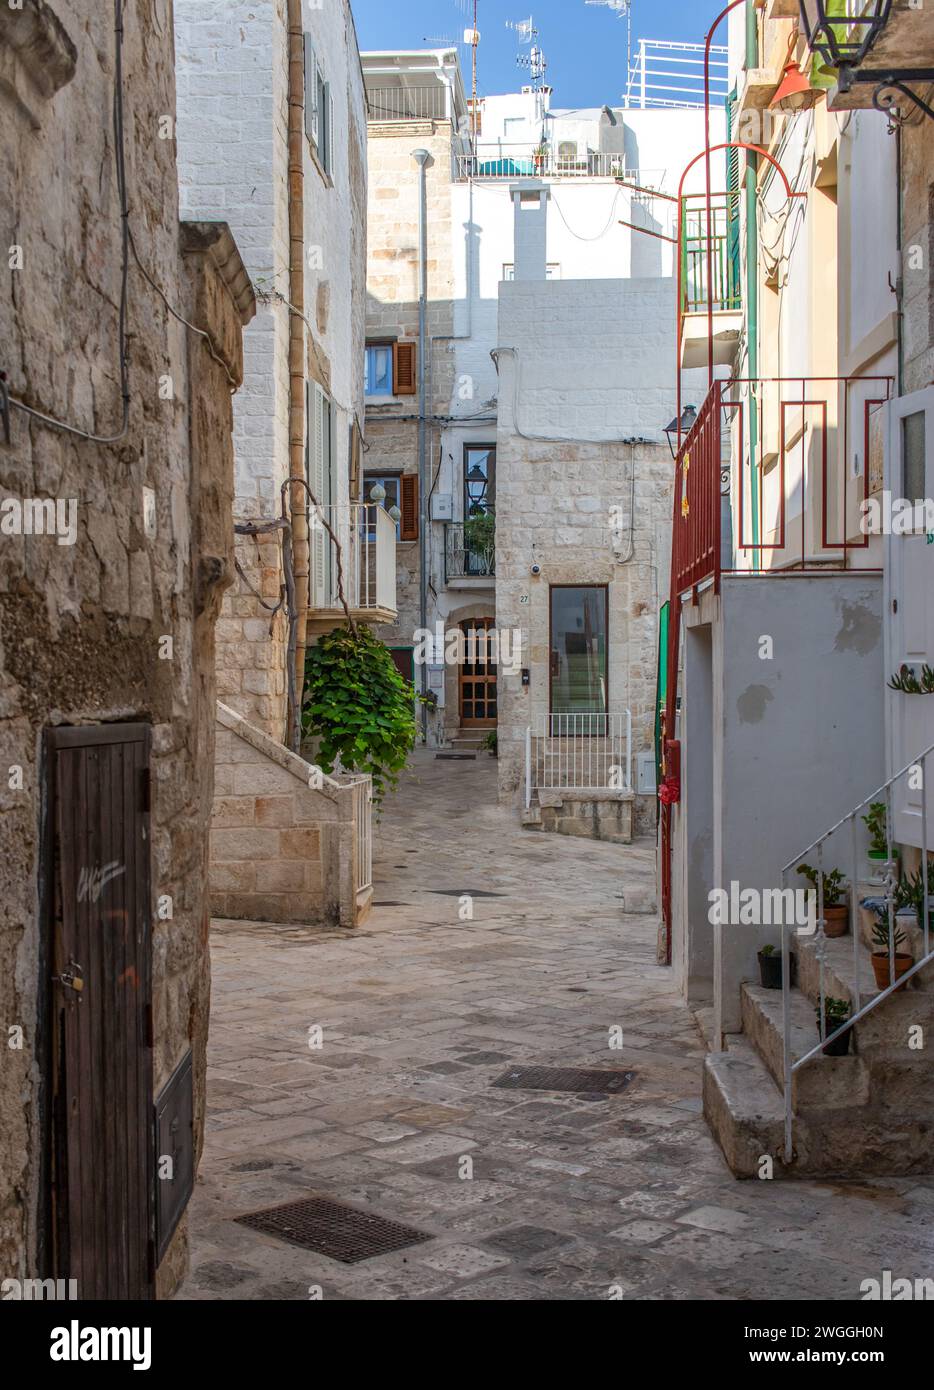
[{"x1": 350, "y1": 0, "x2": 726, "y2": 109}]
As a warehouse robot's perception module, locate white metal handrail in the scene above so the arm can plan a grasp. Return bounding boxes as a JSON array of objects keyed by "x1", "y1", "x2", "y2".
[
  {"x1": 366, "y1": 86, "x2": 451, "y2": 122},
  {"x1": 341, "y1": 773, "x2": 373, "y2": 895},
  {"x1": 778, "y1": 740, "x2": 934, "y2": 1163},
  {"x1": 524, "y1": 711, "x2": 632, "y2": 807}
]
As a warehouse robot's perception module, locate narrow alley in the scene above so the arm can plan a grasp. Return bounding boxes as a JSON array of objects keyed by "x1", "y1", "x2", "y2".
[{"x1": 182, "y1": 754, "x2": 934, "y2": 1301}]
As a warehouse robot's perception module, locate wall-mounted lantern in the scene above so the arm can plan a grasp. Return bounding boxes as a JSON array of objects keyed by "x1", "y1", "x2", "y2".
[
  {"x1": 798, "y1": 0, "x2": 891, "y2": 71},
  {"x1": 797, "y1": 0, "x2": 934, "y2": 122}
]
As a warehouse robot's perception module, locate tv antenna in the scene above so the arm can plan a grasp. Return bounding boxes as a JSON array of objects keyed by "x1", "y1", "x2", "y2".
[{"x1": 584, "y1": 0, "x2": 632, "y2": 81}]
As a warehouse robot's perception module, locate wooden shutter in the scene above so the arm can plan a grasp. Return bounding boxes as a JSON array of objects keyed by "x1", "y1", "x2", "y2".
[
  {"x1": 393, "y1": 340, "x2": 417, "y2": 396},
  {"x1": 306, "y1": 381, "x2": 327, "y2": 605},
  {"x1": 400, "y1": 473, "x2": 419, "y2": 541},
  {"x1": 326, "y1": 84, "x2": 335, "y2": 176},
  {"x1": 303, "y1": 35, "x2": 319, "y2": 146},
  {"x1": 349, "y1": 420, "x2": 361, "y2": 501}
]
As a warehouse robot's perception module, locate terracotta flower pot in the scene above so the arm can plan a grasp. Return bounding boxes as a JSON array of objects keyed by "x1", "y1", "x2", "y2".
[
  {"x1": 871, "y1": 951, "x2": 914, "y2": 992},
  {"x1": 822, "y1": 904, "x2": 849, "y2": 938}
]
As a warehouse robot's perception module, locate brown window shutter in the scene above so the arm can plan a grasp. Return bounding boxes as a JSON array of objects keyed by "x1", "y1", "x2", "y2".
[
  {"x1": 393, "y1": 340, "x2": 417, "y2": 395},
  {"x1": 400, "y1": 474, "x2": 418, "y2": 540}
]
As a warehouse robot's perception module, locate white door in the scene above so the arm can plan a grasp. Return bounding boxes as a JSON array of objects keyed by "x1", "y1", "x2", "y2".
[{"x1": 884, "y1": 386, "x2": 934, "y2": 849}]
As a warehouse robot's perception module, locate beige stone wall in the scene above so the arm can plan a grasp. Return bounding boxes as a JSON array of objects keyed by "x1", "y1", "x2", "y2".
[
  {"x1": 901, "y1": 119, "x2": 934, "y2": 395},
  {"x1": 495, "y1": 437, "x2": 672, "y2": 835},
  {"x1": 365, "y1": 123, "x2": 457, "y2": 665},
  {"x1": 211, "y1": 705, "x2": 361, "y2": 928},
  {"x1": 0, "y1": 2, "x2": 249, "y2": 1293}
]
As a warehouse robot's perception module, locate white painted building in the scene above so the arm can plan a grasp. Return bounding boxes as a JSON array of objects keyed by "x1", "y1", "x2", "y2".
[{"x1": 363, "y1": 49, "x2": 721, "y2": 773}]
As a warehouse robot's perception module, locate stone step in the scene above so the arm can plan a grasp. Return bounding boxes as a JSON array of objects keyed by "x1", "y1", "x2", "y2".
[
  {"x1": 703, "y1": 1032, "x2": 934, "y2": 1176},
  {"x1": 702, "y1": 1037, "x2": 785, "y2": 1178},
  {"x1": 740, "y1": 982, "x2": 869, "y2": 1110}
]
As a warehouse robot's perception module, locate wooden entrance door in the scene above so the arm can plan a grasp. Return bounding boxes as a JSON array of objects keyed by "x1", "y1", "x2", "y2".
[
  {"x1": 45, "y1": 724, "x2": 154, "y2": 1299},
  {"x1": 459, "y1": 618, "x2": 497, "y2": 727}
]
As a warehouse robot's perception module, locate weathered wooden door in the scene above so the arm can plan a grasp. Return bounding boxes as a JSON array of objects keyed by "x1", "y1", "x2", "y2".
[{"x1": 46, "y1": 724, "x2": 154, "y2": 1299}]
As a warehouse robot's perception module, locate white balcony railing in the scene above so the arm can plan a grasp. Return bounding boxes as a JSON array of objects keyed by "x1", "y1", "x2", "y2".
[
  {"x1": 525, "y1": 712, "x2": 632, "y2": 809},
  {"x1": 366, "y1": 86, "x2": 451, "y2": 122},
  {"x1": 309, "y1": 503, "x2": 396, "y2": 616},
  {"x1": 454, "y1": 147, "x2": 662, "y2": 183}
]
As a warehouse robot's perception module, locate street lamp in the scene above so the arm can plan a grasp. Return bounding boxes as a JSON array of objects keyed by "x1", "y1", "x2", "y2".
[
  {"x1": 663, "y1": 405, "x2": 697, "y2": 460},
  {"x1": 797, "y1": 0, "x2": 891, "y2": 71}
]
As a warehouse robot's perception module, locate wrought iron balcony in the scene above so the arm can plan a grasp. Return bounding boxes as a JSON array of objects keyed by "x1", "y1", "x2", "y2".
[{"x1": 444, "y1": 521, "x2": 495, "y2": 583}]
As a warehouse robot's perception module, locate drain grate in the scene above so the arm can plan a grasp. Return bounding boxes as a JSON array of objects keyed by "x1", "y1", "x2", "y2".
[
  {"x1": 235, "y1": 1195, "x2": 431, "y2": 1264},
  {"x1": 492, "y1": 1065, "x2": 635, "y2": 1095}
]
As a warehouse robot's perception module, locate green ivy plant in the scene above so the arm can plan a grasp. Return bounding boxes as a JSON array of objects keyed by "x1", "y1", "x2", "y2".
[{"x1": 301, "y1": 625, "x2": 421, "y2": 803}]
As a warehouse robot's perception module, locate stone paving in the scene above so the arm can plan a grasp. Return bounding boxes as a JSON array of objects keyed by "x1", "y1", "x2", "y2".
[{"x1": 179, "y1": 750, "x2": 934, "y2": 1300}]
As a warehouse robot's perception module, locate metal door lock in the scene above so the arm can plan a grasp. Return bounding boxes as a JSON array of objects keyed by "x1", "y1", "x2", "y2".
[{"x1": 53, "y1": 960, "x2": 84, "y2": 999}]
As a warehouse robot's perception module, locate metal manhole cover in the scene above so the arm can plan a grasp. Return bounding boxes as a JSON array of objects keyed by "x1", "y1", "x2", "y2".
[
  {"x1": 492, "y1": 1065, "x2": 635, "y2": 1095},
  {"x1": 234, "y1": 1195, "x2": 431, "y2": 1264}
]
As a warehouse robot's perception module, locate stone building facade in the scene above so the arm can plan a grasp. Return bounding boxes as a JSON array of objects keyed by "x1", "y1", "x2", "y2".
[
  {"x1": 495, "y1": 277, "x2": 696, "y2": 836},
  {"x1": 361, "y1": 50, "x2": 467, "y2": 738},
  {"x1": 177, "y1": 0, "x2": 370, "y2": 742},
  {"x1": 0, "y1": 1, "x2": 252, "y2": 1295},
  {"x1": 175, "y1": 1, "x2": 379, "y2": 930}
]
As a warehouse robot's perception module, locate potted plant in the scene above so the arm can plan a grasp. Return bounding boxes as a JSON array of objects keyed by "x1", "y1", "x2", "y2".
[
  {"x1": 757, "y1": 943, "x2": 782, "y2": 990},
  {"x1": 816, "y1": 996, "x2": 852, "y2": 1056},
  {"x1": 797, "y1": 864, "x2": 848, "y2": 937},
  {"x1": 868, "y1": 914, "x2": 913, "y2": 991},
  {"x1": 895, "y1": 859, "x2": 934, "y2": 934},
  {"x1": 483, "y1": 729, "x2": 498, "y2": 758},
  {"x1": 862, "y1": 801, "x2": 898, "y2": 876}
]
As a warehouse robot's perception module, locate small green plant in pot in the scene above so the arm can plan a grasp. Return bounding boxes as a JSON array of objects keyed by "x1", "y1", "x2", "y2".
[
  {"x1": 868, "y1": 911, "x2": 912, "y2": 991},
  {"x1": 816, "y1": 995, "x2": 852, "y2": 1056},
  {"x1": 757, "y1": 943, "x2": 782, "y2": 990},
  {"x1": 483, "y1": 728, "x2": 498, "y2": 757},
  {"x1": 862, "y1": 801, "x2": 898, "y2": 874},
  {"x1": 895, "y1": 859, "x2": 934, "y2": 932},
  {"x1": 797, "y1": 864, "x2": 848, "y2": 937}
]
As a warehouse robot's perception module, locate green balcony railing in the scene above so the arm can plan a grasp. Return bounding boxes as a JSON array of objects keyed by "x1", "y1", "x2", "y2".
[{"x1": 680, "y1": 201, "x2": 742, "y2": 315}]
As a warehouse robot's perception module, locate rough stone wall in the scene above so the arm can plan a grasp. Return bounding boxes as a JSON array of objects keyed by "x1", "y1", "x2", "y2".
[
  {"x1": 0, "y1": 0, "x2": 247, "y2": 1294},
  {"x1": 494, "y1": 278, "x2": 680, "y2": 832},
  {"x1": 364, "y1": 122, "x2": 456, "y2": 725}
]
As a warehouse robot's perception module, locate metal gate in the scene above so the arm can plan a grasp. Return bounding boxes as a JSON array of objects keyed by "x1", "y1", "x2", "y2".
[{"x1": 45, "y1": 723, "x2": 154, "y2": 1299}]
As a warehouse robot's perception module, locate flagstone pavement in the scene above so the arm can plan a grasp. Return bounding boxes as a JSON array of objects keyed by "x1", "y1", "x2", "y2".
[{"x1": 178, "y1": 750, "x2": 934, "y2": 1301}]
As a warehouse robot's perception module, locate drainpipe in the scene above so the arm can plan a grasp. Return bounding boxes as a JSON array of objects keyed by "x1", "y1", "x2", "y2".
[
  {"x1": 745, "y1": 0, "x2": 761, "y2": 562},
  {"x1": 895, "y1": 124, "x2": 904, "y2": 397},
  {"x1": 287, "y1": 0, "x2": 309, "y2": 747},
  {"x1": 413, "y1": 148, "x2": 431, "y2": 743}
]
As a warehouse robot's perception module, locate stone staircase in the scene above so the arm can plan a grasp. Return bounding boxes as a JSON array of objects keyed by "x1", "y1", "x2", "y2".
[{"x1": 704, "y1": 905, "x2": 934, "y2": 1177}]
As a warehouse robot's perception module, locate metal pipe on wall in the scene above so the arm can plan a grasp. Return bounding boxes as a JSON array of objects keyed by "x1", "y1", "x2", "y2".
[
  {"x1": 287, "y1": 0, "x2": 309, "y2": 750},
  {"x1": 413, "y1": 148, "x2": 431, "y2": 743}
]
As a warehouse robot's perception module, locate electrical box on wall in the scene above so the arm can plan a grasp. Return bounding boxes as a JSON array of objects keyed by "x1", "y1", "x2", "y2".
[
  {"x1": 636, "y1": 751, "x2": 656, "y2": 795},
  {"x1": 431, "y1": 494, "x2": 453, "y2": 521}
]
